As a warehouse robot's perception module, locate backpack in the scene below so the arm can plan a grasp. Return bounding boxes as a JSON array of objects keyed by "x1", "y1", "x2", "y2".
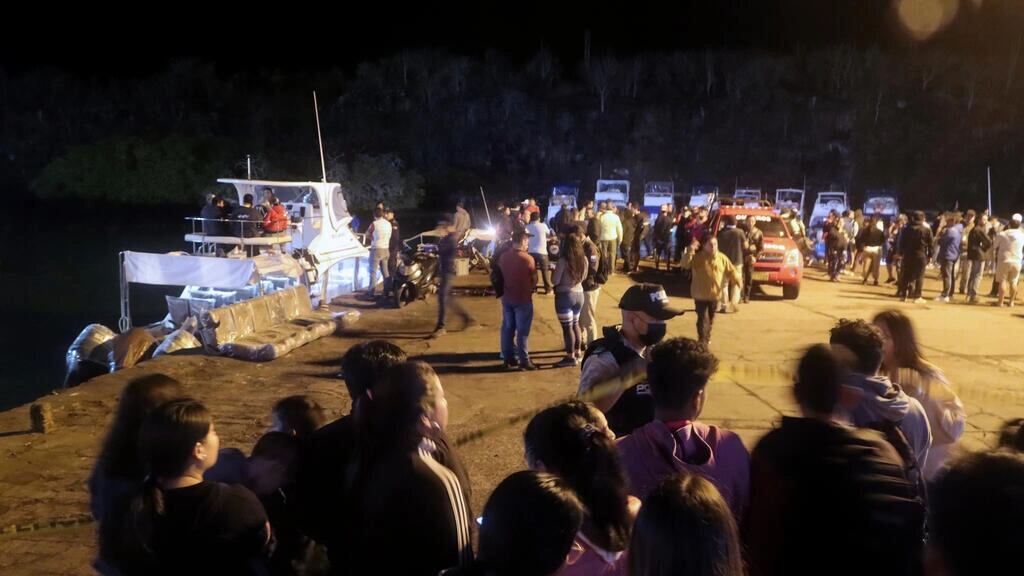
[
  {"x1": 866, "y1": 418, "x2": 927, "y2": 503},
  {"x1": 489, "y1": 243, "x2": 509, "y2": 298}
]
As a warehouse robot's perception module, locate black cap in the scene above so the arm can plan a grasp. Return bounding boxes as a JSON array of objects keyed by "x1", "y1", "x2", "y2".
[{"x1": 618, "y1": 283, "x2": 684, "y2": 320}]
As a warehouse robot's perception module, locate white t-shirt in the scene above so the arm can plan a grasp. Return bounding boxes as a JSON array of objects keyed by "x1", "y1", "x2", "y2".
[
  {"x1": 526, "y1": 222, "x2": 550, "y2": 254},
  {"x1": 369, "y1": 218, "x2": 392, "y2": 250},
  {"x1": 995, "y1": 228, "x2": 1024, "y2": 264}
]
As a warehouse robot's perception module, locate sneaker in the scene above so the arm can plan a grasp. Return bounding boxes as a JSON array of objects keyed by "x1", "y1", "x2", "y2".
[
  {"x1": 914, "y1": 298, "x2": 926, "y2": 304},
  {"x1": 504, "y1": 359, "x2": 520, "y2": 370},
  {"x1": 428, "y1": 327, "x2": 446, "y2": 339},
  {"x1": 934, "y1": 296, "x2": 946, "y2": 302},
  {"x1": 553, "y1": 356, "x2": 577, "y2": 368},
  {"x1": 873, "y1": 280, "x2": 879, "y2": 286},
  {"x1": 901, "y1": 296, "x2": 908, "y2": 302},
  {"x1": 519, "y1": 361, "x2": 539, "y2": 371},
  {"x1": 968, "y1": 296, "x2": 979, "y2": 304}
]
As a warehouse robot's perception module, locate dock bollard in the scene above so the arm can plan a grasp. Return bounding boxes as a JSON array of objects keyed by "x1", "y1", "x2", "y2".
[{"x1": 30, "y1": 403, "x2": 55, "y2": 434}]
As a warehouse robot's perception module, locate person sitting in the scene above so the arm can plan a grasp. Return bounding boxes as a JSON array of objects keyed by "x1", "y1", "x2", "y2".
[
  {"x1": 295, "y1": 341, "x2": 407, "y2": 559},
  {"x1": 230, "y1": 193, "x2": 262, "y2": 238},
  {"x1": 925, "y1": 451, "x2": 1024, "y2": 576},
  {"x1": 270, "y1": 395, "x2": 326, "y2": 439},
  {"x1": 524, "y1": 401, "x2": 637, "y2": 576},
  {"x1": 440, "y1": 471, "x2": 584, "y2": 576},
  {"x1": 116, "y1": 399, "x2": 270, "y2": 575},
  {"x1": 628, "y1": 473, "x2": 744, "y2": 576},
  {"x1": 616, "y1": 337, "x2": 749, "y2": 519},
  {"x1": 200, "y1": 194, "x2": 231, "y2": 237},
  {"x1": 262, "y1": 193, "x2": 289, "y2": 236},
  {"x1": 90, "y1": 374, "x2": 185, "y2": 575},
  {"x1": 342, "y1": 361, "x2": 473, "y2": 576},
  {"x1": 745, "y1": 344, "x2": 925, "y2": 576}
]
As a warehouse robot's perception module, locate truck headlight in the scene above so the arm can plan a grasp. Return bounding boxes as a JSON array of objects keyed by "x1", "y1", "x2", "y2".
[{"x1": 785, "y1": 248, "x2": 800, "y2": 267}]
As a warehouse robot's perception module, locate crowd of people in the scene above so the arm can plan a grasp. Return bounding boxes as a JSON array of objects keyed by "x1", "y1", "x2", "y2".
[
  {"x1": 88, "y1": 295, "x2": 1024, "y2": 576},
  {"x1": 818, "y1": 208, "x2": 1023, "y2": 307}
]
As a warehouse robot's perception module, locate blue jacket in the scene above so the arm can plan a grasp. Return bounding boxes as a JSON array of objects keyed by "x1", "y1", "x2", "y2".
[{"x1": 938, "y1": 224, "x2": 962, "y2": 262}]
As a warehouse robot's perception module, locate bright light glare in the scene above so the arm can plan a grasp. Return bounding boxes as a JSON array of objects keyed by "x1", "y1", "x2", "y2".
[{"x1": 896, "y1": 0, "x2": 959, "y2": 41}]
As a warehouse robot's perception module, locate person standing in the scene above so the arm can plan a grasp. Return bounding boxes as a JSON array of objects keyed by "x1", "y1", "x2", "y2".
[
  {"x1": 432, "y1": 217, "x2": 476, "y2": 338},
  {"x1": 897, "y1": 211, "x2": 933, "y2": 304},
  {"x1": 578, "y1": 226, "x2": 607, "y2": 351},
  {"x1": 742, "y1": 217, "x2": 764, "y2": 302},
  {"x1": 857, "y1": 215, "x2": 885, "y2": 286},
  {"x1": 599, "y1": 202, "x2": 623, "y2": 275},
  {"x1": 525, "y1": 212, "x2": 552, "y2": 295},
  {"x1": 453, "y1": 201, "x2": 471, "y2": 239},
  {"x1": 499, "y1": 231, "x2": 538, "y2": 370},
  {"x1": 229, "y1": 193, "x2": 262, "y2": 238},
  {"x1": 620, "y1": 204, "x2": 638, "y2": 274},
  {"x1": 681, "y1": 237, "x2": 741, "y2": 346},
  {"x1": 994, "y1": 213, "x2": 1024, "y2": 307},
  {"x1": 966, "y1": 213, "x2": 993, "y2": 303},
  {"x1": 653, "y1": 205, "x2": 673, "y2": 272},
  {"x1": 386, "y1": 209, "x2": 401, "y2": 298},
  {"x1": 956, "y1": 210, "x2": 976, "y2": 294},
  {"x1": 551, "y1": 234, "x2": 588, "y2": 367},
  {"x1": 631, "y1": 207, "x2": 647, "y2": 273},
  {"x1": 716, "y1": 215, "x2": 746, "y2": 313},
  {"x1": 366, "y1": 207, "x2": 392, "y2": 299},
  {"x1": 886, "y1": 215, "x2": 906, "y2": 285},
  {"x1": 935, "y1": 213, "x2": 963, "y2": 302}
]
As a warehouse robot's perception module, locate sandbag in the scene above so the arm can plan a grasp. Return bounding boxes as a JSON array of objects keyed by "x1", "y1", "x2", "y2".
[
  {"x1": 152, "y1": 328, "x2": 201, "y2": 357},
  {"x1": 108, "y1": 328, "x2": 158, "y2": 372},
  {"x1": 64, "y1": 324, "x2": 116, "y2": 387}
]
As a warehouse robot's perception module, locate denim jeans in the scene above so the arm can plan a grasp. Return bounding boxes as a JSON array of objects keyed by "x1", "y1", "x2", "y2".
[
  {"x1": 369, "y1": 248, "x2": 390, "y2": 295},
  {"x1": 968, "y1": 259, "x2": 984, "y2": 298},
  {"x1": 501, "y1": 300, "x2": 534, "y2": 364},
  {"x1": 530, "y1": 253, "x2": 552, "y2": 292},
  {"x1": 939, "y1": 258, "x2": 955, "y2": 298}
]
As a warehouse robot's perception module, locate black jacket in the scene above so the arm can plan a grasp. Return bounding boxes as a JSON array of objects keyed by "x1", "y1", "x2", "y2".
[
  {"x1": 898, "y1": 223, "x2": 934, "y2": 261},
  {"x1": 967, "y1": 226, "x2": 993, "y2": 260},
  {"x1": 621, "y1": 214, "x2": 638, "y2": 245},
  {"x1": 856, "y1": 225, "x2": 884, "y2": 249},
  {"x1": 746, "y1": 417, "x2": 924, "y2": 576}
]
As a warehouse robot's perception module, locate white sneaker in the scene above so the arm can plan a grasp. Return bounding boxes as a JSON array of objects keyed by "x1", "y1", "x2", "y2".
[{"x1": 914, "y1": 298, "x2": 926, "y2": 304}]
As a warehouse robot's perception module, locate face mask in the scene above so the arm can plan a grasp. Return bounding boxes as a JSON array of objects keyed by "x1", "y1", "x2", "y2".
[{"x1": 638, "y1": 320, "x2": 667, "y2": 346}]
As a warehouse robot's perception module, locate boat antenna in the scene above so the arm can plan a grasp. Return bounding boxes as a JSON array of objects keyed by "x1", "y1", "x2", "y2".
[
  {"x1": 313, "y1": 91, "x2": 327, "y2": 183},
  {"x1": 480, "y1": 186, "x2": 493, "y2": 227},
  {"x1": 246, "y1": 154, "x2": 252, "y2": 179}
]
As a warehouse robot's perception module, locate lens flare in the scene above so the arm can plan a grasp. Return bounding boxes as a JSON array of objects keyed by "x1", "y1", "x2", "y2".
[{"x1": 896, "y1": 0, "x2": 960, "y2": 41}]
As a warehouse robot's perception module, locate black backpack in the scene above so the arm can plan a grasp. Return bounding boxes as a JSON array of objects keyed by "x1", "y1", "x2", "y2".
[
  {"x1": 489, "y1": 243, "x2": 510, "y2": 298},
  {"x1": 866, "y1": 418, "x2": 927, "y2": 504}
]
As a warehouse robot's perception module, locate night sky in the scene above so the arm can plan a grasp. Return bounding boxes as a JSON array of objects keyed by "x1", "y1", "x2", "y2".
[{"x1": 8, "y1": 0, "x2": 1016, "y2": 73}]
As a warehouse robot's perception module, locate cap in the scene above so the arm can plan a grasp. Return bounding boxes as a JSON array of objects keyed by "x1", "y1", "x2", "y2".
[{"x1": 618, "y1": 283, "x2": 685, "y2": 320}]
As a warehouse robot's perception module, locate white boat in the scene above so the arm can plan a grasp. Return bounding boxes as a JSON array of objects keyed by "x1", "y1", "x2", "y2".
[{"x1": 595, "y1": 179, "x2": 631, "y2": 208}]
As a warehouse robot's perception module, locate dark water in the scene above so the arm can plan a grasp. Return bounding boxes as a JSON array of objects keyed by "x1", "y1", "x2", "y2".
[
  {"x1": 0, "y1": 200, "x2": 441, "y2": 411},
  {"x1": 0, "y1": 202, "x2": 192, "y2": 410}
]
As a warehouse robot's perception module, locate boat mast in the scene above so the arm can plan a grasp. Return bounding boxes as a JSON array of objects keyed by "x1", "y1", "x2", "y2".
[{"x1": 313, "y1": 91, "x2": 328, "y2": 183}]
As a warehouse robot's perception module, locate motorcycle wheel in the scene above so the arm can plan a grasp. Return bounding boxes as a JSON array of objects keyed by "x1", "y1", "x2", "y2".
[{"x1": 394, "y1": 284, "x2": 413, "y2": 308}]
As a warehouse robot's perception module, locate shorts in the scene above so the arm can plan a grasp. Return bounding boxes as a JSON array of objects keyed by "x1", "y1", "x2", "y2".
[
  {"x1": 554, "y1": 291, "x2": 584, "y2": 323},
  {"x1": 996, "y1": 261, "x2": 1022, "y2": 286}
]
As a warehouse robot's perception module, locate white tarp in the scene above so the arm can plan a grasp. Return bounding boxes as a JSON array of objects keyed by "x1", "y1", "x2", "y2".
[{"x1": 124, "y1": 251, "x2": 257, "y2": 288}]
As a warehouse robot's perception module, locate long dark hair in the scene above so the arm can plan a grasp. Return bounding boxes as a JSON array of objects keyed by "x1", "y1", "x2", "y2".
[
  {"x1": 97, "y1": 374, "x2": 185, "y2": 479},
  {"x1": 562, "y1": 235, "x2": 587, "y2": 285},
  {"x1": 347, "y1": 361, "x2": 441, "y2": 490},
  {"x1": 628, "y1": 473, "x2": 743, "y2": 576},
  {"x1": 523, "y1": 401, "x2": 631, "y2": 552},
  {"x1": 123, "y1": 398, "x2": 212, "y2": 559},
  {"x1": 455, "y1": 470, "x2": 584, "y2": 576},
  {"x1": 872, "y1": 309, "x2": 934, "y2": 375}
]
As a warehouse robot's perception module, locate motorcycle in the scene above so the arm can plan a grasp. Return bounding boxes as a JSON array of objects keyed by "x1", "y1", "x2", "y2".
[{"x1": 392, "y1": 245, "x2": 440, "y2": 308}]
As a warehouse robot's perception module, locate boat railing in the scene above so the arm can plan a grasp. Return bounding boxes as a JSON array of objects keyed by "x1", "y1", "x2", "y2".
[{"x1": 184, "y1": 217, "x2": 292, "y2": 257}]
